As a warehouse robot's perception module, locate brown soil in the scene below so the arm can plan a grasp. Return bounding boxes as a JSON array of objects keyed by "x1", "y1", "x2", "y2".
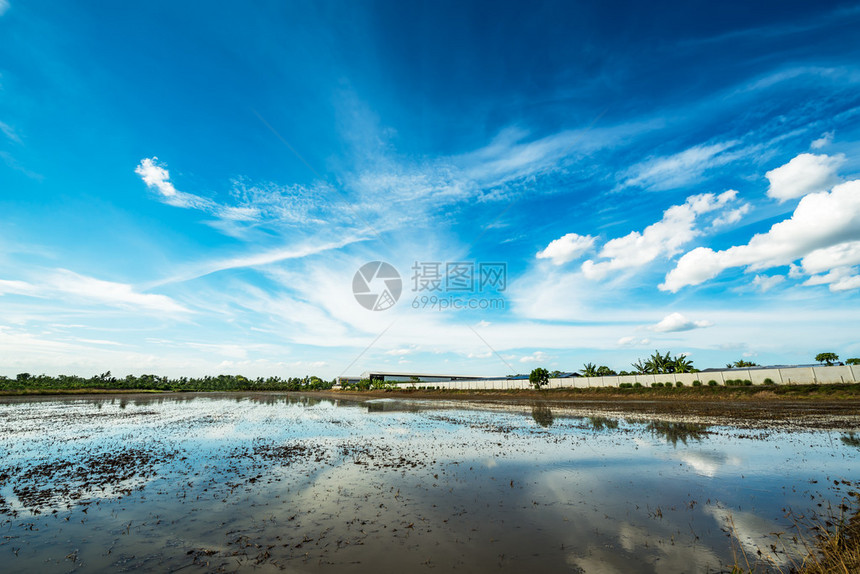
[{"x1": 312, "y1": 388, "x2": 860, "y2": 429}]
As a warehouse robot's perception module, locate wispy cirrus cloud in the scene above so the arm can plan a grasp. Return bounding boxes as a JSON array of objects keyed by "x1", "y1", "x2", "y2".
[
  {"x1": 150, "y1": 235, "x2": 369, "y2": 287},
  {"x1": 0, "y1": 269, "x2": 189, "y2": 313},
  {"x1": 619, "y1": 141, "x2": 740, "y2": 192}
]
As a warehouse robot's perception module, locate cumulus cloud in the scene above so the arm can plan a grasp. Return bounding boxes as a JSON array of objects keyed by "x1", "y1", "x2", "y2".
[
  {"x1": 135, "y1": 157, "x2": 214, "y2": 210},
  {"x1": 582, "y1": 190, "x2": 738, "y2": 280},
  {"x1": 810, "y1": 131, "x2": 834, "y2": 150},
  {"x1": 751, "y1": 274, "x2": 785, "y2": 292},
  {"x1": 803, "y1": 267, "x2": 860, "y2": 292},
  {"x1": 765, "y1": 153, "x2": 843, "y2": 202},
  {"x1": 620, "y1": 141, "x2": 739, "y2": 191},
  {"x1": 536, "y1": 233, "x2": 595, "y2": 265},
  {"x1": 519, "y1": 351, "x2": 549, "y2": 363},
  {"x1": 652, "y1": 312, "x2": 712, "y2": 332},
  {"x1": 385, "y1": 347, "x2": 415, "y2": 356},
  {"x1": 661, "y1": 179, "x2": 860, "y2": 292},
  {"x1": 800, "y1": 240, "x2": 860, "y2": 274},
  {"x1": 710, "y1": 203, "x2": 751, "y2": 228},
  {"x1": 135, "y1": 157, "x2": 177, "y2": 196},
  {"x1": 618, "y1": 336, "x2": 651, "y2": 347}
]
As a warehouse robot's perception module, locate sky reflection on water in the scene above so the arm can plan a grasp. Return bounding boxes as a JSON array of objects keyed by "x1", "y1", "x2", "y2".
[{"x1": 0, "y1": 394, "x2": 857, "y2": 573}]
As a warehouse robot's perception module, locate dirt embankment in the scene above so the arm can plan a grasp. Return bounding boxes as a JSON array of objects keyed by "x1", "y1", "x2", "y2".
[{"x1": 310, "y1": 387, "x2": 860, "y2": 429}]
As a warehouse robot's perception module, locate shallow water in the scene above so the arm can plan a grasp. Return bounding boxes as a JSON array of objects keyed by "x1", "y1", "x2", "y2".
[{"x1": 0, "y1": 393, "x2": 857, "y2": 573}]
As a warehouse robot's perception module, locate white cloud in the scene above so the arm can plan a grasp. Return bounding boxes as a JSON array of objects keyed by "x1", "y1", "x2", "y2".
[
  {"x1": 765, "y1": 153, "x2": 843, "y2": 202},
  {"x1": 519, "y1": 351, "x2": 549, "y2": 364},
  {"x1": 150, "y1": 235, "x2": 368, "y2": 287},
  {"x1": 0, "y1": 121, "x2": 21, "y2": 143},
  {"x1": 582, "y1": 190, "x2": 738, "y2": 280},
  {"x1": 751, "y1": 274, "x2": 785, "y2": 292},
  {"x1": 620, "y1": 141, "x2": 738, "y2": 191},
  {"x1": 799, "y1": 240, "x2": 860, "y2": 274},
  {"x1": 135, "y1": 157, "x2": 177, "y2": 197},
  {"x1": 135, "y1": 157, "x2": 214, "y2": 210},
  {"x1": 0, "y1": 270, "x2": 189, "y2": 313},
  {"x1": 385, "y1": 347, "x2": 415, "y2": 356},
  {"x1": 803, "y1": 266, "x2": 860, "y2": 292},
  {"x1": 710, "y1": 203, "x2": 751, "y2": 228},
  {"x1": 536, "y1": 233, "x2": 595, "y2": 265},
  {"x1": 0, "y1": 279, "x2": 33, "y2": 296},
  {"x1": 810, "y1": 131, "x2": 834, "y2": 149},
  {"x1": 50, "y1": 270, "x2": 190, "y2": 313},
  {"x1": 617, "y1": 336, "x2": 651, "y2": 347},
  {"x1": 652, "y1": 312, "x2": 712, "y2": 333},
  {"x1": 661, "y1": 179, "x2": 860, "y2": 292}
]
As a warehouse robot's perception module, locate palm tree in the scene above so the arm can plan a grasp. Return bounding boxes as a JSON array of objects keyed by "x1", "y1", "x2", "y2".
[
  {"x1": 582, "y1": 362, "x2": 598, "y2": 377},
  {"x1": 674, "y1": 354, "x2": 695, "y2": 373},
  {"x1": 646, "y1": 350, "x2": 673, "y2": 374},
  {"x1": 631, "y1": 359, "x2": 648, "y2": 374}
]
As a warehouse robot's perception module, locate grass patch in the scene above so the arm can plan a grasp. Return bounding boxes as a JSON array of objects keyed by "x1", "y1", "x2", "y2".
[{"x1": 730, "y1": 486, "x2": 860, "y2": 573}]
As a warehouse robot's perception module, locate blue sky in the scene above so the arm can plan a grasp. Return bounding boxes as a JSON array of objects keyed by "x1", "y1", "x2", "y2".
[{"x1": 1, "y1": 0, "x2": 860, "y2": 378}]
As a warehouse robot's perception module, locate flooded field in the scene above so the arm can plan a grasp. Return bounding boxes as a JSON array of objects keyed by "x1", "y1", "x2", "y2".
[{"x1": 0, "y1": 393, "x2": 858, "y2": 573}]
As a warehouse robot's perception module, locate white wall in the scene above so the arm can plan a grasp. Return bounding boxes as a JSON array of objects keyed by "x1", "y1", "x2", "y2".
[{"x1": 395, "y1": 365, "x2": 860, "y2": 390}]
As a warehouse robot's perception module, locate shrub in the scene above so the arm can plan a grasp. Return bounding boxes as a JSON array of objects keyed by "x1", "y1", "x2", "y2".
[
  {"x1": 763, "y1": 378, "x2": 775, "y2": 385},
  {"x1": 708, "y1": 380, "x2": 718, "y2": 386},
  {"x1": 619, "y1": 382, "x2": 633, "y2": 388},
  {"x1": 692, "y1": 380, "x2": 702, "y2": 386},
  {"x1": 651, "y1": 382, "x2": 660, "y2": 388},
  {"x1": 633, "y1": 382, "x2": 643, "y2": 388},
  {"x1": 743, "y1": 379, "x2": 752, "y2": 386},
  {"x1": 675, "y1": 381, "x2": 684, "y2": 387}
]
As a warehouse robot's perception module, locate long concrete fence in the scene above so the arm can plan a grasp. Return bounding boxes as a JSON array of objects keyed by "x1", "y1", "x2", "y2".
[{"x1": 394, "y1": 365, "x2": 860, "y2": 390}]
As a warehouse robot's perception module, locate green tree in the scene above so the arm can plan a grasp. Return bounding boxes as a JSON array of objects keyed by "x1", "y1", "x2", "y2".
[
  {"x1": 529, "y1": 368, "x2": 550, "y2": 389},
  {"x1": 673, "y1": 354, "x2": 695, "y2": 373},
  {"x1": 596, "y1": 365, "x2": 616, "y2": 376},
  {"x1": 815, "y1": 352, "x2": 839, "y2": 366},
  {"x1": 846, "y1": 358, "x2": 860, "y2": 365},
  {"x1": 582, "y1": 362, "x2": 598, "y2": 377},
  {"x1": 728, "y1": 359, "x2": 757, "y2": 368},
  {"x1": 634, "y1": 350, "x2": 695, "y2": 374},
  {"x1": 631, "y1": 359, "x2": 649, "y2": 374}
]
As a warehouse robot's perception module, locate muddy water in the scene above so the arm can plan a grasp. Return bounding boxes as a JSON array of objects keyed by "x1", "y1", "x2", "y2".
[{"x1": 0, "y1": 393, "x2": 857, "y2": 573}]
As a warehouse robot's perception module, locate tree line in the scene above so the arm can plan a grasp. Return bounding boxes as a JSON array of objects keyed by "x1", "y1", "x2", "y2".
[
  {"x1": 0, "y1": 372, "x2": 335, "y2": 392},
  {"x1": 529, "y1": 350, "x2": 859, "y2": 389}
]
